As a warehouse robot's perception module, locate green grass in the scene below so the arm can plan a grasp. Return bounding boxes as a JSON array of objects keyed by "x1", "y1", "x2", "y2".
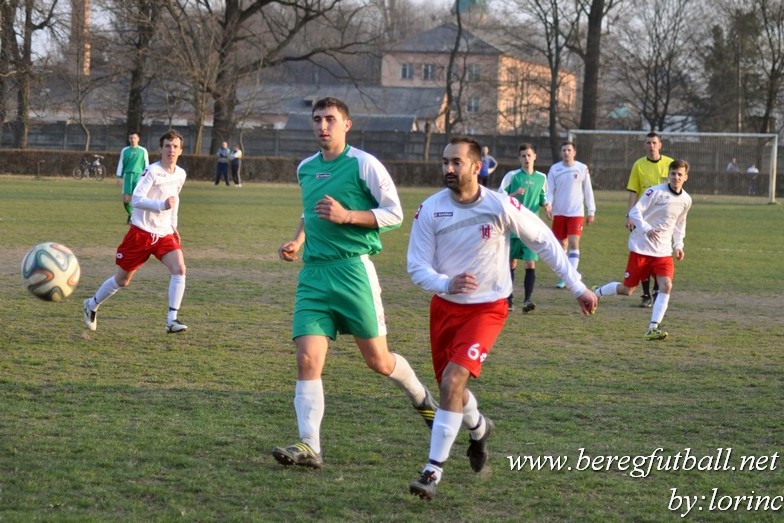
[{"x1": 1, "y1": 176, "x2": 783, "y2": 522}]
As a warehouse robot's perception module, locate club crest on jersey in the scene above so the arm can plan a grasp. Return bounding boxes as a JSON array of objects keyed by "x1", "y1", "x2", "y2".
[
  {"x1": 316, "y1": 172, "x2": 331, "y2": 179},
  {"x1": 480, "y1": 224, "x2": 492, "y2": 239}
]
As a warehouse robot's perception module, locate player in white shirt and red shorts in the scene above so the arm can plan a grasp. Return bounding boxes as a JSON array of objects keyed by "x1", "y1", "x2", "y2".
[
  {"x1": 83, "y1": 130, "x2": 189, "y2": 334},
  {"x1": 406, "y1": 136, "x2": 598, "y2": 501},
  {"x1": 593, "y1": 159, "x2": 692, "y2": 341},
  {"x1": 545, "y1": 142, "x2": 596, "y2": 288}
]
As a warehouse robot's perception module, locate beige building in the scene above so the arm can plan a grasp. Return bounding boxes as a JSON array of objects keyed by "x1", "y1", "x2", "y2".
[{"x1": 382, "y1": 23, "x2": 576, "y2": 135}]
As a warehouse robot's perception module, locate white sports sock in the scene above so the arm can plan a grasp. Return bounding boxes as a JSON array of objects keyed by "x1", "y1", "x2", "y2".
[
  {"x1": 568, "y1": 249, "x2": 580, "y2": 271},
  {"x1": 387, "y1": 353, "x2": 426, "y2": 405},
  {"x1": 462, "y1": 390, "x2": 482, "y2": 432},
  {"x1": 428, "y1": 409, "x2": 463, "y2": 464},
  {"x1": 168, "y1": 275, "x2": 186, "y2": 322},
  {"x1": 650, "y1": 292, "x2": 670, "y2": 326},
  {"x1": 597, "y1": 282, "x2": 620, "y2": 297},
  {"x1": 294, "y1": 379, "x2": 324, "y2": 454},
  {"x1": 91, "y1": 276, "x2": 121, "y2": 309}
]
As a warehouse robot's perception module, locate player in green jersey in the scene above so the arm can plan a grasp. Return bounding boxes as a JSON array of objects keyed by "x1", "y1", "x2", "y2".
[
  {"x1": 498, "y1": 143, "x2": 551, "y2": 313},
  {"x1": 272, "y1": 97, "x2": 437, "y2": 470},
  {"x1": 116, "y1": 132, "x2": 150, "y2": 223}
]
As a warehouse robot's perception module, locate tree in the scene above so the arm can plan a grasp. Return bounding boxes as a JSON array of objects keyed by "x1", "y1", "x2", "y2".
[
  {"x1": 2, "y1": 0, "x2": 59, "y2": 148},
  {"x1": 609, "y1": 0, "x2": 701, "y2": 131},
  {"x1": 568, "y1": 0, "x2": 624, "y2": 130},
  {"x1": 206, "y1": 0, "x2": 379, "y2": 153},
  {"x1": 751, "y1": 0, "x2": 784, "y2": 133}
]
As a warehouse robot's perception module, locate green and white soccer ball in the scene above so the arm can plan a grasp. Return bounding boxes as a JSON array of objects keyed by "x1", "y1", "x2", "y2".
[{"x1": 21, "y1": 242, "x2": 81, "y2": 302}]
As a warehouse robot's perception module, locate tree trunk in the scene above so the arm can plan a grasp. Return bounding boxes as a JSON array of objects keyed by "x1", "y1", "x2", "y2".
[
  {"x1": 126, "y1": 66, "x2": 145, "y2": 135},
  {"x1": 578, "y1": 0, "x2": 604, "y2": 130}
]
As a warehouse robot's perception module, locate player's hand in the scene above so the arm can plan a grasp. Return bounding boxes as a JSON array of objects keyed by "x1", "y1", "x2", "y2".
[
  {"x1": 625, "y1": 218, "x2": 635, "y2": 231},
  {"x1": 577, "y1": 289, "x2": 599, "y2": 316},
  {"x1": 447, "y1": 272, "x2": 478, "y2": 294},
  {"x1": 674, "y1": 248, "x2": 685, "y2": 261},
  {"x1": 646, "y1": 228, "x2": 661, "y2": 242},
  {"x1": 586, "y1": 215, "x2": 595, "y2": 226},
  {"x1": 315, "y1": 194, "x2": 349, "y2": 224},
  {"x1": 278, "y1": 241, "x2": 301, "y2": 262},
  {"x1": 164, "y1": 196, "x2": 176, "y2": 210}
]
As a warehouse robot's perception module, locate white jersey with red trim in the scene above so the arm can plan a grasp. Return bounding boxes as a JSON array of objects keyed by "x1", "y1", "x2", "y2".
[
  {"x1": 130, "y1": 161, "x2": 186, "y2": 236},
  {"x1": 628, "y1": 182, "x2": 691, "y2": 257},
  {"x1": 545, "y1": 160, "x2": 596, "y2": 217},
  {"x1": 407, "y1": 187, "x2": 587, "y2": 304}
]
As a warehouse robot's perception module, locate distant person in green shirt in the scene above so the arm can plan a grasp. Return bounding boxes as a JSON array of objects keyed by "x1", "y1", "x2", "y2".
[
  {"x1": 498, "y1": 143, "x2": 551, "y2": 313},
  {"x1": 272, "y1": 97, "x2": 437, "y2": 470},
  {"x1": 116, "y1": 132, "x2": 150, "y2": 223}
]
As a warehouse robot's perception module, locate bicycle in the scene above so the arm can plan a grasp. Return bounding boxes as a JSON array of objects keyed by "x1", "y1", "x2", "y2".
[{"x1": 72, "y1": 154, "x2": 106, "y2": 181}]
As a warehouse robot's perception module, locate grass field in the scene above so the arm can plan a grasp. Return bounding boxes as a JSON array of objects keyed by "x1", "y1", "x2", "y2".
[{"x1": 1, "y1": 175, "x2": 782, "y2": 522}]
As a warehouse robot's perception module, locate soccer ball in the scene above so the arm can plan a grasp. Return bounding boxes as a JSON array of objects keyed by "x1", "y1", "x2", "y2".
[{"x1": 21, "y1": 242, "x2": 81, "y2": 302}]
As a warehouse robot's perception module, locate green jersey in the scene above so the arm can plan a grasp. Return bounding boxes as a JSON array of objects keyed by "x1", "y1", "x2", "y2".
[
  {"x1": 297, "y1": 145, "x2": 403, "y2": 263},
  {"x1": 116, "y1": 145, "x2": 149, "y2": 178},
  {"x1": 498, "y1": 168, "x2": 548, "y2": 213}
]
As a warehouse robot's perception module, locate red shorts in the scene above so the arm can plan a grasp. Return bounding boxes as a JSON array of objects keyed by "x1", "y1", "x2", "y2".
[
  {"x1": 551, "y1": 216, "x2": 584, "y2": 240},
  {"x1": 429, "y1": 295, "x2": 508, "y2": 382},
  {"x1": 115, "y1": 225, "x2": 181, "y2": 271},
  {"x1": 623, "y1": 251, "x2": 674, "y2": 287}
]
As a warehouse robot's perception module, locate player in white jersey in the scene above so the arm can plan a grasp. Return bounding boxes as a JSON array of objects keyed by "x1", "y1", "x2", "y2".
[
  {"x1": 545, "y1": 142, "x2": 596, "y2": 288},
  {"x1": 272, "y1": 97, "x2": 437, "y2": 471},
  {"x1": 407, "y1": 136, "x2": 598, "y2": 501},
  {"x1": 83, "y1": 130, "x2": 189, "y2": 334},
  {"x1": 593, "y1": 159, "x2": 692, "y2": 341}
]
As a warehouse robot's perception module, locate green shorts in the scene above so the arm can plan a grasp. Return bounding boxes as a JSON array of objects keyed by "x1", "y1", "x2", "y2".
[
  {"x1": 510, "y1": 237, "x2": 538, "y2": 262},
  {"x1": 122, "y1": 171, "x2": 142, "y2": 196},
  {"x1": 292, "y1": 255, "x2": 386, "y2": 340}
]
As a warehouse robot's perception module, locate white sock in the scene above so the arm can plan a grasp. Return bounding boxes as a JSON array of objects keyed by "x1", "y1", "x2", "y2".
[
  {"x1": 428, "y1": 409, "x2": 463, "y2": 465},
  {"x1": 568, "y1": 249, "x2": 580, "y2": 271},
  {"x1": 462, "y1": 390, "x2": 482, "y2": 433},
  {"x1": 91, "y1": 276, "x2": 121, "y2": 309},
  {"x1": 294, "y1": 379, "x2": 324, "y2": 454},
  {"x1": 167, "y1": 275, "x2": 186, "y2": 322},
  {"x1": 596, "y1": 282, "x2": 620, "y2": 297},
  {"x1": 650, "y1": 292, "x2": 670, "y2": 326},
  {"x1": 387, "y1": 353, "x2": 426, "y2": 405}
]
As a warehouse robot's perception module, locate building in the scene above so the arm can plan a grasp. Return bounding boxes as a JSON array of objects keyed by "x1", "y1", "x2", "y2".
[{"x1": 381, "y1": 23, "x2": 577, "y2": 135}]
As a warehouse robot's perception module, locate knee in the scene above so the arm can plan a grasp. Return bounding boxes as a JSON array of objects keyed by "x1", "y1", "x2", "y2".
[
  {"x1": 115, "y1": 275, "x2": 132, "y2": 287},
  {"x1": 365, "y1": 353, "x2": 395, "y2": 376}
]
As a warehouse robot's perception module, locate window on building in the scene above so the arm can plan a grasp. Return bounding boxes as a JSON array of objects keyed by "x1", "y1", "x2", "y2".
[
  {"x1": 401, "y1": 64, "x2": 414, "y2": 80},
  {"x1": 467, "y1": 97, "x2": 480, "y2": 113},
  {"x1": 423, "y1": 64, "x2": 437, "y2": 81},
  {"x1": 467, "y1": 64, "x2": 481, "y2": 81}
]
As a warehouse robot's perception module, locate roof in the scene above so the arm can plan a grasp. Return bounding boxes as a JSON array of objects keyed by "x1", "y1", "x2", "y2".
[
  {"x1": 237, "y1": 83, "x2": 445, "y2": 122},
  {"x1": 388, "y1": 23, "x2": 502, "y2": 55},
  {"x1": 285, "y1": 113, "x2": 417, "y2": 132}
]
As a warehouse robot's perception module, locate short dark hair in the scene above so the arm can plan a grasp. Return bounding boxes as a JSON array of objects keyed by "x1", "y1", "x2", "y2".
[
  {"x1": 646, "y1": 131, "x2": 662, "y2": 141},
  {"x1": 561, "y1": 141, "x2": 576, "y2": 150},
  {"x1": 312, "y1": 97, "x2": 350, "y2": 119},
  {"x1": 449, "y1": 136, "x2": 482, "y2": 162},
  {"x1": 159, "y1": 130, "x2": 184, "y2": 148},
  {"x1": 669, "y1": 159, "x2": 690, "y2": 173},
  {"x1": 518, "y1": 143, "x2": 536, "y2": 153}
]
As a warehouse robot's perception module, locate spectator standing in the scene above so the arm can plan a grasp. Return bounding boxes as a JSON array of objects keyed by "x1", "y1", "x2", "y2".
[
  {"x1": 230, "y1": 144, "x2": 243, "y2": 187},
  {"x1": 214, "y1": 141, "x2": 231, "y2": 186},
  {"x1": 478, "y1": 146, "x2": 497, "y2": 187},
  {"x1": 747, "y1": 164, "x2": 759, "y2": 195}
]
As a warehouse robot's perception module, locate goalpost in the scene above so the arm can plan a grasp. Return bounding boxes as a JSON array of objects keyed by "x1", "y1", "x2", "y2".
[{"x1": 567, "y1": 130, "x2": 778, "y2": 205}]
